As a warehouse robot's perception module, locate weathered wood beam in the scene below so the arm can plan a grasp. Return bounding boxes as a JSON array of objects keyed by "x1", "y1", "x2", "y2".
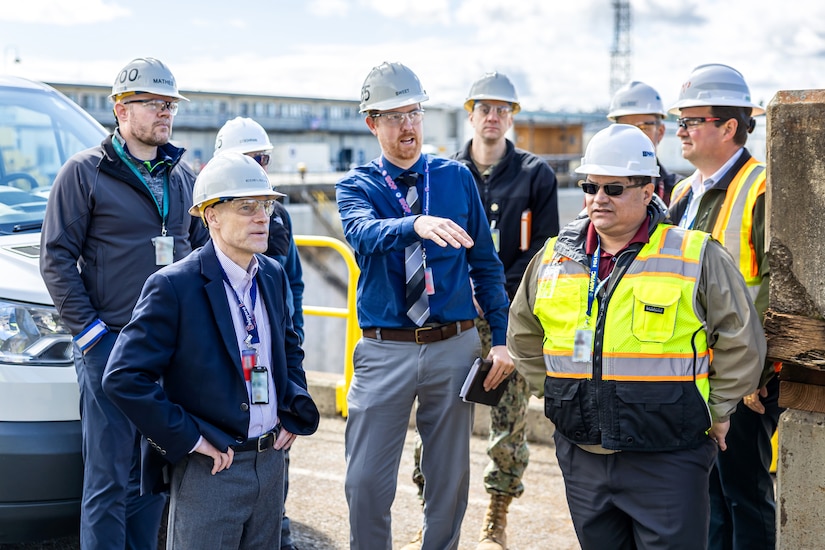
[
  {"x1": 766, "y1": 310, "x2": 825, "y2": 411},
  {"x1": 764, "y1": 310, "x2": 825, "y2": 369}
]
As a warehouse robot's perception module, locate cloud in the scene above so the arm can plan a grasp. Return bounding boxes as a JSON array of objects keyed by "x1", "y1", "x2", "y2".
[
  {"x1": 308, "y1": 0, "x2": 351, "y2": 18},
  {"x1": 637, "y1": 0, "x2": 708, "y2": 26},
  {"x1": 362, "y1": 0, "x2": 453, "y2": 25},
  {"x1": 0, "y1": 0, "x2": 130, "y2": 25},
  {"x1": 3, "y1": 0, "x2": 824, "y2": 115}
]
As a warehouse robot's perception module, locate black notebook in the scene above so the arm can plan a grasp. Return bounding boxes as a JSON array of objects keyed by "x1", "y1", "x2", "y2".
[{"x1": 459, "y1": 357, "x2": 510, "y2": 406}]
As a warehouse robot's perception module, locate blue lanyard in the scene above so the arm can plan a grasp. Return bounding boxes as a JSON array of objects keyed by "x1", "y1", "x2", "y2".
[
  {"x1": 221, "y1": 272, "x2": 259, "y2": 348},
  {"x1": 378, "y1": 155, "x2": 430, "y2": 216},
  {"x1": 585, "y1": 239, "x2": 610, "y2": 325}
]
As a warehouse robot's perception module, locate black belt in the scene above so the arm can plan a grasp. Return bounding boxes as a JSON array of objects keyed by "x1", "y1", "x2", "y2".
[
  {"x1": 233, "y1": 427, "x2": 280, "y2": 453},
  {"x1": 363, "y1": 320, "x2": 475, "y2": 344}
]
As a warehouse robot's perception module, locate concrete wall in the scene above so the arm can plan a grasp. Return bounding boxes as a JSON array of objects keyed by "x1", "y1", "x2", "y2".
[{"x1": 767, "y1": 89, "x2": 825, "y2": 549}]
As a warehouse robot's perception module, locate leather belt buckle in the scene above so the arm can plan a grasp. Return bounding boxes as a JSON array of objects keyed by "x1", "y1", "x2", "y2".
[
  {"x1": 414, "y1": 326, "x2": 433, "y2": 344},
  {"x1": 257, "y1": 432, "x2": 272, "y2": 452}
]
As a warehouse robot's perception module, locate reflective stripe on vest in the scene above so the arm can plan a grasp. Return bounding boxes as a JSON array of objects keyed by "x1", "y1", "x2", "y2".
[
  {"x1": 534, "y1": 225, "x2": 711, "y2": 400},
  {"x1": 671, "y1": 158, "x2": 765, "y2": 301},
  {"x1": 710, "y1": 158, "x2": 765, "y2": 299}
]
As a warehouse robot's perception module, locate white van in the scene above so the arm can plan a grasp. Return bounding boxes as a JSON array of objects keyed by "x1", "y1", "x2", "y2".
[{"x1": 0, "y1": 75, "x2": 107, "y2": 543}]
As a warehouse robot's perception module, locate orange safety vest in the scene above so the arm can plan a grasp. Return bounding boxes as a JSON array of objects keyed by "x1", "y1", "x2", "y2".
[{"x1": 671, "y1": 156, "x2": 765, "y2": 300}]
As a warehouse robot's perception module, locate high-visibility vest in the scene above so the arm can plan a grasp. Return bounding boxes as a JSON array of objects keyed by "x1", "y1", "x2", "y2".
[
  {"x1": 533, "y1": 225, "x2": 713, "y2": 450},
  {"x1": 671, "y1": 157, "x2": 765, "y2": 300}
]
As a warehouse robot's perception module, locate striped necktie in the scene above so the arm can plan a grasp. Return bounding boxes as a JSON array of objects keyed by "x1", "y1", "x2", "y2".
[{"x1": 399, "y1": 172, "x2": 430, "y2": 326}]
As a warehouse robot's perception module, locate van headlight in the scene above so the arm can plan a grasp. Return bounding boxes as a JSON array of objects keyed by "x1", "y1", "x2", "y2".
[{"x1": 0, "y1": 299, "x2": 73, "y2": 365}]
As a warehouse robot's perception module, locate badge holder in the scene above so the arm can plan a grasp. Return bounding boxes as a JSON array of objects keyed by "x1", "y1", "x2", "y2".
[
  {"x1": 251, "y1": 366, "x2": 269, "y2": 404},
  {"x1": 572, "y1": 327, "x2": 593, "y2": 363},
  {"x1": 152, "y1": 235, "x2": 174, "y2": 265}
]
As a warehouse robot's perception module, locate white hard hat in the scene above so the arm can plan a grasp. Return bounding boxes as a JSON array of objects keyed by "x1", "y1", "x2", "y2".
[
  {"x1": 669, "y1": 63, "x2": 764, "y2": 116},
  {"x1": 464, "y1": 72, "x2": 521, "y2": 114},
  {"x1": 576, "y1": 124, "x2": 660, "y2": 178},
  {"x1": 190, "y1": 153, "x2": 284, "y2": 217},
  {"x1": 359, "y1": 61, "x2": 428, "y2": 113},
  {"x1": 110, "y1": 57, "x2": 188, "y2": 101},
  {"x1": 607, "y1": 81, "x2": 666, "y2": 121},
  {"x1": 214, "y1": 117, "x2": 273, "y2": 157}
]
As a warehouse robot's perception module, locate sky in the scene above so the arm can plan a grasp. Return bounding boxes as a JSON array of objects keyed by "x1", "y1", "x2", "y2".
[{"x1": 1, "y1": 0, "x2": 823, "y2": 113}]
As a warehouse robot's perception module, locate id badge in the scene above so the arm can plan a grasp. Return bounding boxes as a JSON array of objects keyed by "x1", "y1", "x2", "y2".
[
  {"x1": 572, "y1": 329, "x2": 593, "y2": 363},
  {"x1": 152, "y1": 235, "x2": 174, "y2": 266},
  {"x1": 490, "y1": 227, "x2": 501, "y2": 253},
  {"x1": 251, "y1": 366, "x2": 269, "y2": 404},
  {"x1": 424, "y1": 267, "x2": 435, "y2": 296}
]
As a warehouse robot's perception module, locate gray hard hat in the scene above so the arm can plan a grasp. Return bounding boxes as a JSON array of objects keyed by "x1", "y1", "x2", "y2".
[
  {"x1": 607, "y1": 81, "x2": 666, "y2": 121},
  {"x1": 359, "y1": 62, "x2": 428, "y2": 113},
  {"x1": 669, "y1": 63, "x2": 764, "y2": 116},
  {"x1": 464, "y1": 72, "x2": 521, "y2": 114},
  {"x1": 110, "y1": 57, "x2": 188, "y2": 101}
]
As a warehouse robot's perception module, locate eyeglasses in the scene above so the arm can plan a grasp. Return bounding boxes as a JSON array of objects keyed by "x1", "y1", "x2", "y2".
[
  {"x1": 578, "y1": 180, "x2": 647, "y2": 196},
  {"x1": 122, "y1": 99, "x2": 179, "y2": 116},
  {"x1": 370, "y1": 109, "x2": 425, "y2": 126},
  {"x1": 215, "y1": 198, "x2": 275, "y2": 217},
  {"x1": 632, "y1": 121, "x2": 660, "y2": 130},
  {"x1": 474, "y1": 103, "x2": 513, "y2": 117},
  {"x1": 677, "y1": 117, "x2": 721, "y2": 130},
  {"x1": 250, "y1": 153, "x2": 271, "y2": 168}
]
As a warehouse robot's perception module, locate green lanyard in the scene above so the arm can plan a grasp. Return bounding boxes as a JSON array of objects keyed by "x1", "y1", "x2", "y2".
[{"x1": 112, "y1": 138, "x2": 170, "y2": 235}]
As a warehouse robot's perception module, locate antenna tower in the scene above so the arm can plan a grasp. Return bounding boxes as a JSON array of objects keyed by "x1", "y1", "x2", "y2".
[{"x1": 610, "y1": 0, "x2": 632, "y2": 96}]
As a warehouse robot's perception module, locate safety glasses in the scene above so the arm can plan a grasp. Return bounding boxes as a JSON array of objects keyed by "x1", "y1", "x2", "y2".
[
  {"x1": 677, "y1": 117, "x2": 721, "y2": 130},
  {"x1": 122, "y1": 99, "x2": 179, "y2": 115},
  {"x1": 578, "y1": 180, "x2": 647, "y2": 196},
  {"x1": 215, "y1": 198, "x2": 276, "y2": 217}
]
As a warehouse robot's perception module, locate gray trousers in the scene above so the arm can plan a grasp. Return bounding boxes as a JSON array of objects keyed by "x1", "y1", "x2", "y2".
[
  {"x1": 345, "y1": 328, "x2": 480, "y2": 550},
  {"x1": 167, "y1": 447, "x2": 285, "y2": 549}
]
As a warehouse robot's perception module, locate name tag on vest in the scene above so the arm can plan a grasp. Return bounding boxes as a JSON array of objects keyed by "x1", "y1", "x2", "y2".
[{"x1": 644, "y1": 305, "x2": 665, "y2": 314}]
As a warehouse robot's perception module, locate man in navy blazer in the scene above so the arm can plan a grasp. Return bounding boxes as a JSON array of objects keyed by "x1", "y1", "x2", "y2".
[{"x1": 103, "y1": 153, "x2": 319, "y2": 549}]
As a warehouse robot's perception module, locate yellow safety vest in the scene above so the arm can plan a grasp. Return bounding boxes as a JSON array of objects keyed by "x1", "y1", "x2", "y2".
[
  {"x1": 533, "y1": 224, "x2": 713, "y2": 450},
  {"x1": 671, "y1": 156, "x2": 765, "y2": 300}
]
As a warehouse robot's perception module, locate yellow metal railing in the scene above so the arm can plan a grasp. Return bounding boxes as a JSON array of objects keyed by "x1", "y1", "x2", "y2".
[{"x1": 294, "y1": 235, "x2": 359, "y2": 416}]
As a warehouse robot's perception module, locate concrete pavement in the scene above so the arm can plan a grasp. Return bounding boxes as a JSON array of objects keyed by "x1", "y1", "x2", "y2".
[{"x1": 282, "y1": 372, "x2": 579, "y2": 549}]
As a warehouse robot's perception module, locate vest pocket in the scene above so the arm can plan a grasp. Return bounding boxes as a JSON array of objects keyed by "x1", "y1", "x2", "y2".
[
  {"x1": 614, "y1": 382, "x2": 712, "y2": 450},
  {"x1": 631, "y1": 284, "x2": 680, "y2": 343},
  {"x1": 543, "y1": 378, "x2": 594, "y2": 444},
  {"x1": 535, "y1": 277, "x2": 583, "y2": 350}
]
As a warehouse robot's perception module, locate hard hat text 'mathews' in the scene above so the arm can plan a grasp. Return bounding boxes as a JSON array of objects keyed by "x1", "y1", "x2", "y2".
[{"x1": 153, "y1": 78, "x2": 175, "y2": 86}]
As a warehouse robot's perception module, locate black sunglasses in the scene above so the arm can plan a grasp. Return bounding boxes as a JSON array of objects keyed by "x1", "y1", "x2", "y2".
[
  {"x1": 251, "y1": 153, "x2": 271, "y2": 168},
  {"x1": 578, "y1": 180, "x2": 647, "y2": 196}
]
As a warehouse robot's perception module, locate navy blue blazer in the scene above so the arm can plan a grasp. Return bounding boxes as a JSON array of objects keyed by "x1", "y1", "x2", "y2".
[{"x1": 103, "y1": 240, "x2": 320, "y2": 494}]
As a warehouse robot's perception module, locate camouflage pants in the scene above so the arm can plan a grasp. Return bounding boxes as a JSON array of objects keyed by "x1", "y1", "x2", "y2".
[{"x1": 412, "y1": 318, "x2": 530, "y2": 499}]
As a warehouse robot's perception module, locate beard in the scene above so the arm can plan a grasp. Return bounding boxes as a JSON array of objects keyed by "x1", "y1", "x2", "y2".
[{"x1": 133, "y1": 121, "x2": 171, "y2": 147}]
